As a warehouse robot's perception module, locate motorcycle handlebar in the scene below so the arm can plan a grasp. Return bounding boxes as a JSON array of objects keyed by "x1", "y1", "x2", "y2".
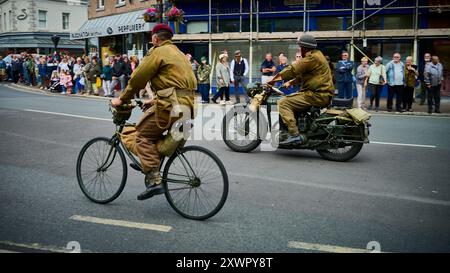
[{"x1": 265, "y1": 84, "x2": 286, "y2": 96}]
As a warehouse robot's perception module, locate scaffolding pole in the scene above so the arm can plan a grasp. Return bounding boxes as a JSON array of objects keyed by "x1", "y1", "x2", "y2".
[
  {"x1": 413, "y1": 0, "x2": 419, "y2": 65},
  {"x1": 350, "y1": 0, "x2": 355, "y2": 62},
  {"x1": 249, "y1": 0, "x2": 254, "y2": 82},
  {"x1": 347, "y1": 0, "x2": 399, "y2": 30}
]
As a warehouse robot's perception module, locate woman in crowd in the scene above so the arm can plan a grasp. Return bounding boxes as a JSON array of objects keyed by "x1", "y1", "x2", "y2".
[
  {"x1": 73, "y1": 57, "x2": 84, "y2": 95},
  {"x1": 356, "y1": 57, "x2": 369, "y2": 109},
  {"x1": 403, "y1": 56, "x2": 419, "y2": 112},
  {"x1": 365, "y1": 56, "x2": 387, "y2": 111},
  {"x1": 102, "y1": 59, "x2": 113, "y2": 97},
  {"x1": 212, "y1": 53, "x2": 231, "y2": 105}
]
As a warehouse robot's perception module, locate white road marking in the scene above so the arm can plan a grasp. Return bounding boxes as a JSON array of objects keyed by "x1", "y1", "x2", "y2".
[
  {"x1": 0, "y1": 240, "x2": 74, "y2": 253},
  {"x1": 0, "y1": 249, "x2": 19, "y2": 253},
  {"x1": 287, "y1": 241, "x2": 383, "y2": 253},
  {"x1": 24, "y1": 109, "x2": 111, "y2": 122},
  {"x1": 371, "y1": 113, "x2": 450, "y2": 119},
  {"x1": 370, "y1": 141, "x2": 436, "y2": 148},
  {"x1": 70, "y1": 215, "x2": 172, "y2": 233},
  {"x1": 5, "y1": 84, "x2": 109, "y2": 102}
]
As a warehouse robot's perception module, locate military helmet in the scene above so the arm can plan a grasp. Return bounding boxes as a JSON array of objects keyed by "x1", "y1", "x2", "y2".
[{"x1": 297, "y1": 34, "x2": 317, "y2": 49}]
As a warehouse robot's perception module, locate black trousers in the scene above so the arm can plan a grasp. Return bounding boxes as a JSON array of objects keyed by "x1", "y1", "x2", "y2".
[
  {"x1": 369, "y1": 83, "x2": 383, "y2": 108},
  {"x1": 387, "y1": 85, "x2": 404, "y2": 110},
  {"x1": 402, "y1": 86, "x2": 414, "y2": 110},
  {"x1": 212, "y1": 86, "x2": 230, "y2": 102},
  {"x1": 427, "y1": 85, "x2": 441, "y2": 112}
]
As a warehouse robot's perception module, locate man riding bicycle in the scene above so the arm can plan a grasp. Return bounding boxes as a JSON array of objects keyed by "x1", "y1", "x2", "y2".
[
  {"x1": 268, "y1": 34, "x2": 335, "y2": 146},
  {"x1": 111, "y1": 23, "x2": 197, "y2": 200}
]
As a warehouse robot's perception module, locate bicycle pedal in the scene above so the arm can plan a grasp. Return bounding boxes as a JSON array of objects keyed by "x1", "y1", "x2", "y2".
[{"x1": 130, "y1": 163, "x2": 142, "y2": 172}]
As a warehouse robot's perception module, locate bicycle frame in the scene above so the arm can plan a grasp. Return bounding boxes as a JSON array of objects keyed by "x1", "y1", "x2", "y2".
[{"x1": 97, "y1": 123, "x2": 199, "y2": 187}]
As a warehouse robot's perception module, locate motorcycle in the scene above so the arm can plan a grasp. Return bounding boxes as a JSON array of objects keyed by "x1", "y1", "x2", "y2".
[{"x1": 222, "y1": 83, "x2": 371, "y2": 162}]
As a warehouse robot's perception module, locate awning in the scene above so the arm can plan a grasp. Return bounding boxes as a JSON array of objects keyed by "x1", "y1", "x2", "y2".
[
  {"x1": 71, "y1": 10, "x2": 156, "y2": 40},
  {"x1": 0, "y1": 33, "x2": 84, "y2": 49}
]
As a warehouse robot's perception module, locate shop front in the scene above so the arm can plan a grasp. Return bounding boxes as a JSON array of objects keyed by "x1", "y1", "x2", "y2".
[{"x1": 70, "y1": 10, "x2": 155, "y2": 63}]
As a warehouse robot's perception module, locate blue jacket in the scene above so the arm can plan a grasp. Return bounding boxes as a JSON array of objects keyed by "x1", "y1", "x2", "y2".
[
  {"x1": 0, "y1": 60, "x2": 6, "y2": 69},
  {"x1": 386, "y1": 61, "x2": 405, "y2": 86},
  {"x1": 335, "y1": 60, "x2": 354, "y2": 83}
]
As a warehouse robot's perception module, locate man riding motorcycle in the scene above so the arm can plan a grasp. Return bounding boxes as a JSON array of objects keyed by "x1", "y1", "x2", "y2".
[{"x1": 268, "y1": 34, "x2": 335, "y2": 145}]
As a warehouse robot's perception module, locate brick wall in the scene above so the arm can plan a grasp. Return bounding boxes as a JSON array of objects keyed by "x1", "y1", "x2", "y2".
[{"x1": 89, "y1": 0, "x2": 156, "y2": 19}]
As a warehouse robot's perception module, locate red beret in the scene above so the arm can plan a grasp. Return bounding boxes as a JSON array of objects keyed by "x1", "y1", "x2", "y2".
[{"x1": 151, "y1": 23, "x2": 173, "y2": 35}]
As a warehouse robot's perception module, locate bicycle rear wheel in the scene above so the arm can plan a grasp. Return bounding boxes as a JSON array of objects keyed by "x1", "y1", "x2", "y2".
[
  {"x1": 76, "y1": 137, "x2": 127, "y2": 204},
  {"x1": 163, "y1": 146, "x2": 229, "y2": 220}
]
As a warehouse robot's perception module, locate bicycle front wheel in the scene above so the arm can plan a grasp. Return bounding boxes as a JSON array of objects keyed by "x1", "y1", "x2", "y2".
[
  {"x1": 76, "y1": 137, "x2": 127, "y2": 204},
  {"x1": 163, "y1": 146, "x2": 229, "y2": 220}
]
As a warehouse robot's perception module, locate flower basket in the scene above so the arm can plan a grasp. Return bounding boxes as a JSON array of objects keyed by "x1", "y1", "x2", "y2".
[
  {"x1": 166, "y1": 6, "x2": 184, "y2": 23},
  {"x1": 143, "y1": 8, "x2": 161, "y2": 23}
]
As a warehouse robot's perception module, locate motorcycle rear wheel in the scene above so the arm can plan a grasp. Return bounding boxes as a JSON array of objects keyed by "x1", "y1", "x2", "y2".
[{"x1": 317, "y1": 142, "x2": 363, "y2": 162}]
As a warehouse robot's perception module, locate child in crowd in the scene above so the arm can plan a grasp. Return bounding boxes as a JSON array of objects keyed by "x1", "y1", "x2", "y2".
[{"x1": 59, "y1": 69, "x2": 73, "y2": 95}]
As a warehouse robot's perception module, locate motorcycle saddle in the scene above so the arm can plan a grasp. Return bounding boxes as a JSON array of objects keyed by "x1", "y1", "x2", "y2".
[{"x1": 331, "y1": 98, "x2": 354, "y2": 108}]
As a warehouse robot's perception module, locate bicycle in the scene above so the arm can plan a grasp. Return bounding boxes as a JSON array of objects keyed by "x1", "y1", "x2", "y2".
[{"x1": 76, "y1": 99, "x2": 229, "y2": 220}]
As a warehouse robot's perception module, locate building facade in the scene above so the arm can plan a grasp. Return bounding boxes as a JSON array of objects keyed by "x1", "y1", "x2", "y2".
[
  {"x1": 71, "y1": 0, "x2": 158, "y2": 62},
  {"x1": 0, "y1": 0, "x2": 88, "y2": 55},
  {"x1": 173, "y1": 0, "x2": 450, "y2": 95},
  {"x1": 74, "y1": 0, "x2": 450, "y2": 95}
]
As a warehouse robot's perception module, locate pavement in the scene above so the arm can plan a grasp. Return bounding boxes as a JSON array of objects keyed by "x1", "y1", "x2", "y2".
[{"x1": 0, "y1": 83, "x2": 449, "y2": 253}]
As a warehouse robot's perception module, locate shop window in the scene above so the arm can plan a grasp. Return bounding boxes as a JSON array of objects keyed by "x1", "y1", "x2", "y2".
[
  {"x1": 347, "y1": 15, "x2": 381, "y2": 30},
  {"x1": 187, "y1": 21, "x2": 209, "y2": 34},
  {"x1": 383, "y1": 14, "x2": 413, "y2": 30},
  {"x1": 316, "y1": 17, "x2": 344, "y2": 31},
  {"x1": 426, "y1": 10, "x2": 450, "y2": 28},
  {"x1": 274, "y1": 17, "x2": 303, "y2": 32}
]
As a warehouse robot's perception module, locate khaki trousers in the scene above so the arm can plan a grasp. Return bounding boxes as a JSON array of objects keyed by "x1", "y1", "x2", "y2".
[
  {"x1": 135, "y1": 96, "x2": 194, "y2": 174},
  {"x1": 278, "y1": 90, "x2": 332, "y2": 135}
]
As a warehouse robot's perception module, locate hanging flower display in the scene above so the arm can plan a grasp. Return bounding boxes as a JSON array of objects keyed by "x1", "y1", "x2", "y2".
[
  {"x1": 143, "y1": 7, "x2": 161, "y2": 22},
  {"x1": 166, "y1": 6, "x2": 185, "y2": 23}
]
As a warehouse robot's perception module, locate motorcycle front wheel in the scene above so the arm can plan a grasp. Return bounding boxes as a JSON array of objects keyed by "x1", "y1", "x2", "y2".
[{"x1": 222, "y1": 105, "x2": 267, "y2": 153}]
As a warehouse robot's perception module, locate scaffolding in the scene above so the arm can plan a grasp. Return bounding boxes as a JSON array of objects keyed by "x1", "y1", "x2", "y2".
[{"x1": 187, "y1": 0, "x2": 450, "y2": 83}]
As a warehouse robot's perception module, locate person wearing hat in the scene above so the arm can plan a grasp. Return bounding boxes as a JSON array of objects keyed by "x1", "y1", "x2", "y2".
[
  {"x1": 111, "y1": 23, "x2": 197, "y2": 200},
  {"x1": 230, "y1": 50, "x2": 250, "y2": 104},
  {"x1": 197, "y1": 56, "x2": 211, "y2": 103},
  {"x1": 268, "y1": 34, "x2": 335, "y2": 145},
  {"x1": 212, "y1": 53, "x2": 231, "y2": 104}
]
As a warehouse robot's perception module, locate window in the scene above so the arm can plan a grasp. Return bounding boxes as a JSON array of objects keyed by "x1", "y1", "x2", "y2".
[
  {"x1": 383, "y1": 14, "x2": 413, "y2": 30},
  {"x1": 316, "y1": 17, "x2": 344, "y2": 31},
  {"x1": 62, "y1": 13, "x2": 70, "y2": 30},
  {"x1": 116, "y1": 0, "x2": 125, "y2": 7},
  {"x1": 38, "y1": 10, "x2": 47, "y2": 29},
  {"x1": 97, "y1": 0, "x2": 105, "y2": 9}
]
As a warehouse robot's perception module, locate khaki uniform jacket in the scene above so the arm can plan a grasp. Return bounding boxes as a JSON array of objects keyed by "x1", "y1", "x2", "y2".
[
  {"x1": 197, "y1": 64, "x2": 211, "y2": 84},
  {"x1": 120, "y1": 40, "x2": 197, "y2": 103},
  {"x1": 279, "y1": 49, "x2": 334, "y2": 95}
]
